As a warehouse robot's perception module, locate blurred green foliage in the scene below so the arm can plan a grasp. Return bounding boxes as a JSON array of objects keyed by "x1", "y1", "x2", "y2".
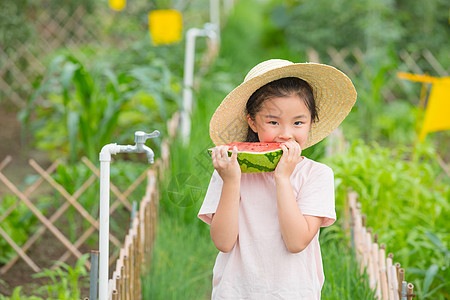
[
  {"x1": 326, "y1": 141, "x2": 450, "y2": 299},
  {"x1": 0, "y1": 0, "x2": 31, "y2": 53},
  {"x1": 21, "y1": 53, "x2": 180, "y2": 163},
  {"x1": 0, "y1": 195, "x2": 46, "y2": 265},
  {"x1": 267, "y1": 0, "x2": 450, "y2": 68}
]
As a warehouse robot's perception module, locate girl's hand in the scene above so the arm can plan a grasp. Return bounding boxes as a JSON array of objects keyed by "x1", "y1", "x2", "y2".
[
  {"x1": 275, "y1": 140, "x2": 302, "y2": 180},
  {"x1": 211, "y1": 145, "x2": 241, "y2": 182}
]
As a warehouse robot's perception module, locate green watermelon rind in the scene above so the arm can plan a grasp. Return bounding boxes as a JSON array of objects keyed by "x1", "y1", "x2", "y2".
[{"x1": 207, "y1": 148, "x2": 283, "y2": 173}]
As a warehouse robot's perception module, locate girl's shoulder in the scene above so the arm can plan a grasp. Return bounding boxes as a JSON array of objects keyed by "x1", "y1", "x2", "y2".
[{"x1": 295, "y1": 157, "x2": 334, "y2": 177}]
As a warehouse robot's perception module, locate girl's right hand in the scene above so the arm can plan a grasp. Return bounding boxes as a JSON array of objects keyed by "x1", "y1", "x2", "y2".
[{"x1": 211, "y1": 145, "x2": 241, "y2": 182}]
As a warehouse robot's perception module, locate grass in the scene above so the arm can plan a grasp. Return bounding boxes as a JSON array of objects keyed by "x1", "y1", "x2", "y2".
[{"x1": 142, "y1": 216, "x2": 217, "y2": 300}]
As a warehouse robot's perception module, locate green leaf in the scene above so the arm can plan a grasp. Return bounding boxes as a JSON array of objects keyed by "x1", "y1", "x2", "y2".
[
  {"x1": 67, "y1": 111, "x2": 80, "y2": 164},
  {"x1": 422, "y1": 264, "x2": 439, "y2": 296}
]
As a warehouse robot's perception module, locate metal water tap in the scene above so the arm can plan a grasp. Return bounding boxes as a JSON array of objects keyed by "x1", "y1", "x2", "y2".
[
  {"x1": 134, "y1": 130, "x2": 160, "y2": 164},
  {"x1": 99, "y1": 130, "x2": 160, "y2": 164}
]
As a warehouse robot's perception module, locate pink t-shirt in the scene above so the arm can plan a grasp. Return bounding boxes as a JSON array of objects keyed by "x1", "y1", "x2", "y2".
[{"x1": 198, "y1": 157, "x2": 336, "y2": 300}]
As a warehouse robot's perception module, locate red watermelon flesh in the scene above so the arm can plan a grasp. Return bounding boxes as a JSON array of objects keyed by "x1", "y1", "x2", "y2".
[
  {"x1": 225, "y1": 142, "x2": 283, "y2": 153},
  {"x1": 208, "y1": 142, "x2": 284, "y2": 173}
]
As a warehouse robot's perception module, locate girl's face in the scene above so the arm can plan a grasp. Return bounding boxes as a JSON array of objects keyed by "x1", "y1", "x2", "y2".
[{"x1": 246, "y1": 95, "x2": 312, "y2": 149}]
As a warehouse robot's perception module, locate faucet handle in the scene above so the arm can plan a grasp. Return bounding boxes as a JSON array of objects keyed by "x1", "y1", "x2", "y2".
[{"x1": 134, "y1": 130, "x2": 160, "y2": 144}]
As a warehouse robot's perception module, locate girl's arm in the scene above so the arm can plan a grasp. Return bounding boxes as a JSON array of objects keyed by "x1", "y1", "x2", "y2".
[
  {"x1": 210, "y1": 146, "x2": 241, "y2": 253},
  {"x1": 275, "y1": 140, "x2": 323, "y2": 253},
  {"x1": 275, "y1": 177, "x2": 323, "y2": 253}
]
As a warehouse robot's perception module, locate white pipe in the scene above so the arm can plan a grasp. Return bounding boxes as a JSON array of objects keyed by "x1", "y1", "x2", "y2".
[
  {"x1": 97, "y1": 132, "x2": 158, "y2": 300},
  {"x1": 181, "y1": 27, "x2": 216, "y2": 145},
  {"x1": 99, "y1": 144, "x2": 117, "y2": 300}
]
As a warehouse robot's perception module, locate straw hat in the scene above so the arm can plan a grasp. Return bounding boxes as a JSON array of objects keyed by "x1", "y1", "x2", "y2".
[{"x1": 209, "y1": 59, "x2": 357, "y2": 149}]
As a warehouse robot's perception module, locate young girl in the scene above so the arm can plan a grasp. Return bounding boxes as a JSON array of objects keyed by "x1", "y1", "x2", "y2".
[{"x1": 198, "y1": 59, "x2": 357, "y2": 299}]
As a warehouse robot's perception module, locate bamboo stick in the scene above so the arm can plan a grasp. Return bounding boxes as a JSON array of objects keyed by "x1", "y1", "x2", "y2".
[
  {"x1": 0, "y1": 155, "x2": 12, "y2": 170},
  {"x1": 360, "y1": 226, "x2": 367, "y2": 274},
  {"x1": 114, "y1": 272, "x2": 121, "y2": 300},
  {"x1": 398, "y1": 268, "x2": 405, "y2": 299},
  {"x1": 391, "y1": 265, "x2": 399, "y2": 300},
  {"x1": 378, "y1": 245, "x2": 388, "y2": 300},
  {"x1": 366, "y1": 232, "x2": 376, "y2": 289},
  {"x1": 136, "y1": 223, "x2": 142, "y2": 300},
  {"x1": 386, "y1": 254, "x2": 395, "y2": 300},
  {"x1": 407, "y1": 283, "x2": 414, "y2": 300},
  {"x1": 120, "y1": 265, "x2": 125, "y2": 300},
  {"x1": 132, "y1": 227, "x2": 139, "y2": 300},
  {"x1": 354, "y1": 208, "x2": 362, "y2": 264},
  {"x1": 372, "y1": 242, "x2": 381, "y2": 298},
  {"x1": 145, "y1": 200, "x2": 151, "y2": 261},
  {"x1": 343, "y1": 191, "x2": 353, "y2": 236},
  {"x1": 0, "y1": 226, "x2": 40, "y2": 273},
  {"x1": 395, "y1": 263, "x2": 401, "y2": 280},
  {"x1": 401, "y1": 281, "x2": 407, "y2": 300},
  {"x1": 124, "y1": 253, "x2": 129, "y2": 300},
  {"x1": 124, "y1": 235, "x2": 132, "y2": 300},
  {"x1": 108, "y1": 279, "x2": 114, "y2": 300}
]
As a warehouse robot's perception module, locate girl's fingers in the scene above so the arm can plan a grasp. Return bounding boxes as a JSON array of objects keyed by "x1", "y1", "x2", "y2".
[
  {"x1": 221, "y1": 146, "x2": 229, "y2": 161},
  {"x1": 281, "y1": 144, "x2": 288, "y2": 160},
  {"x1": 231, "y1": 146, "x2": 238, "y2": 161},
  {"x1": 282, "y1": 140, "x2": 301, "y2": 161}
]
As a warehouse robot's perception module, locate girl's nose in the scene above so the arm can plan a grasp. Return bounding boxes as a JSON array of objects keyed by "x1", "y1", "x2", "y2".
[{"x1": 278, "y1": 127, "x2": 293, "y2": 141}]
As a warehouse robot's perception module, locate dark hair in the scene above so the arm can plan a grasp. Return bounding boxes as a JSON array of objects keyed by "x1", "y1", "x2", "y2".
[{"x1": 245, "y1": 77, "x2": 318, "y2": 142}]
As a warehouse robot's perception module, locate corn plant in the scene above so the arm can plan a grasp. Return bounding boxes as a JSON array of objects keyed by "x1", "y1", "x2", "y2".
[{"x1": 21, "y1": 54, "x2": 180, "y2": 163}]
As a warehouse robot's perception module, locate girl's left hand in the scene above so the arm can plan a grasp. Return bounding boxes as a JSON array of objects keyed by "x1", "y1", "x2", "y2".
[{"x1": 274, "y1": 140, "x2": 302, "y2": 179}]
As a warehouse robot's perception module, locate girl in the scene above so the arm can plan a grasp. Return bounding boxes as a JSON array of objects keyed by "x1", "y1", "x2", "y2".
[{"x1": 198, "y1": 59, "x2": 357, "y2": 299}]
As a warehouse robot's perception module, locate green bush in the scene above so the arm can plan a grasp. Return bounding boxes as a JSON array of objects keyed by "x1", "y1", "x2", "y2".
[{"x1": 325, "y1": 141, "x2": 450, "y2": 299}]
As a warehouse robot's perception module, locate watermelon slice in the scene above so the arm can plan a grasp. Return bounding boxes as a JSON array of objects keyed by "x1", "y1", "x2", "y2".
[{"x1": 208, "y1": 142, "x2": 283, "y2": 173}]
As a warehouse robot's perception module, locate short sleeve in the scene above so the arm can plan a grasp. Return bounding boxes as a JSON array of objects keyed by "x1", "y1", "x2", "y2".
[
  {"x1": 296, "y1": 163, "x2": 336, "y2": 227},
  {"x1": 198, "y1": 170, "x2": 223, "y2": 225}
]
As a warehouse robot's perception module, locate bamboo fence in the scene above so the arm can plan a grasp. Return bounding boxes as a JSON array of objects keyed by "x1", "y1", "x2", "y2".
[{"x1": 348, "y1": 191, "x2": 415, "y2": 300}]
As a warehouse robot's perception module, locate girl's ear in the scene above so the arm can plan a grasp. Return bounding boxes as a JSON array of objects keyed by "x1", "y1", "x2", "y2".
[{"x1": 246, "y1": 114, "x2": 257, "y2": 133}]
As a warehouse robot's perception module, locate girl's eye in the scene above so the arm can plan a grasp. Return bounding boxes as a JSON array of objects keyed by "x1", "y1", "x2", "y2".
[
  {"x1": 294, "y1": 121, "x2": 303, "y2": 126},
  {"x1": 269, "y1": 121, "x2": 278, "y2": 125}
]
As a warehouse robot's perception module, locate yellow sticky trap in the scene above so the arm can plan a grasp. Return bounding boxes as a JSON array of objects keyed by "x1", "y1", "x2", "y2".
[
  {"x1": 109, "y1": 0, "x2": 126, "y2": 11},
  {"x1": 397, "y1": 72, "x2": 437, "y2": 84},
  {"x1": 419, "y1": 77, "x2": 450, "y2": 141},
  {"x1": 149, "y1": 10, "x2": 183, "y2": 45},
  {"x1": 398, "y1": 72, "x2": 450, "y2": 141}
]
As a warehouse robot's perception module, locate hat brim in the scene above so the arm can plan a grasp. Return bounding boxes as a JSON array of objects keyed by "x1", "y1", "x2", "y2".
[{"x1": 209, "y1": 62, "x2": 357, "y2": 149}]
